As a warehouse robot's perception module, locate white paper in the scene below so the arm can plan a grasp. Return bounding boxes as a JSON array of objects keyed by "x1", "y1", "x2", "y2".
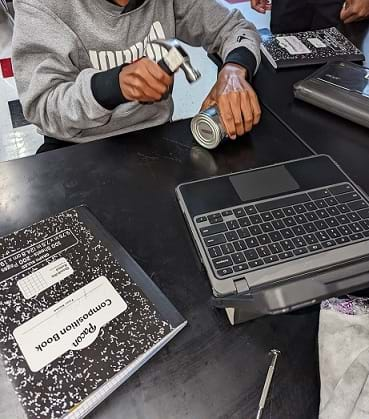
[
  {"x1": 277, "y1": 36, "x2": 312, "y2": 55},
  {"x1": 13, "y1": 276, "x2": 127, "y2": 372},
  {"x1": 307, "y1": 37, "x2": 327, "y2": 48}
]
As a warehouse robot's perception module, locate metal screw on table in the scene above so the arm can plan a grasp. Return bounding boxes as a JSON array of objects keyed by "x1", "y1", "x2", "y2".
[{"x1": 256, "y1": 349, "x2": 281, "y2": 419}]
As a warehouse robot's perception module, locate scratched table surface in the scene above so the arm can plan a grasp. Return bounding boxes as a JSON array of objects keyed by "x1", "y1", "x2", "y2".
[{"x1": 0, "y1": 106, "x2": 318, "y2": 419}]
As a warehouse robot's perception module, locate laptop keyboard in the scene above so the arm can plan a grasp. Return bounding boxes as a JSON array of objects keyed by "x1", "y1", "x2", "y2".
[{"x1": 195, "y1": 183, "x2": 369, "y2": 279}]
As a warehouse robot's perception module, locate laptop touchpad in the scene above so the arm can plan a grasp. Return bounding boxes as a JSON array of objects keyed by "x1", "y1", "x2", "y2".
[{"x1": 230, "y1": 165, "x2": 300, "y2": 202}]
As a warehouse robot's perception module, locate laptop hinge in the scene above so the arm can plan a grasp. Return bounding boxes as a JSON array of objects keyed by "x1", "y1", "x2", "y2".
[{"x1": 234, "y1": 278, "x2": 249, "y2": 294}]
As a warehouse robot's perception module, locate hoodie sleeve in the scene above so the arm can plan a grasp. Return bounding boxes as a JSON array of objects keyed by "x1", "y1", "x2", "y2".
[
  {"x1": 173, "y1": 0, "x2": 261, "y2": 77},
  {"x1": 12, "y1": 0, "x2": 118, "y2": 140}
]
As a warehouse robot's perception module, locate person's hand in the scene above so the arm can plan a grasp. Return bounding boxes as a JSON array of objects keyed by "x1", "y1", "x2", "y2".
[
  {"x1": 251, "y1": 0, "x2": 272, "y2": 14},
  {"x1": 340, "y1": 0, "x2": 369, "y2": 23},
  {"x1": 201, "y1": 63, "x2": 261, "y2": 139},
  {"x1": 119, "y1": 58, "x2": 173, "y2": 103}
]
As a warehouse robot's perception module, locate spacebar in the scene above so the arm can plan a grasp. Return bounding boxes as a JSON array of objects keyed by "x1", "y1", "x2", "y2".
[{"x1": 256, "y1": 193, "x2": 311, "y2": 212}]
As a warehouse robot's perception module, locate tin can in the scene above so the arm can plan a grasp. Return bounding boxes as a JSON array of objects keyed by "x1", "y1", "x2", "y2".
[{"x1": 191, "y1": 106, "x2": 226, "y2": 150}]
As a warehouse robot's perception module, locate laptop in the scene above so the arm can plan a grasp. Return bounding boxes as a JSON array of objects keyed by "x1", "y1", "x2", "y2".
[{"x1": 176, "y1": 155, "x2": 369, "y2": 324}]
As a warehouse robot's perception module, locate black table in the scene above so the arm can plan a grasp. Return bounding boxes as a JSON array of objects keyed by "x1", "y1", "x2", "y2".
[
  {"x1": 254, "y1": 22, "x2": 369, "y2": 194},
  {"x1": 0, "y1": 107, "x2": 320, "y2": 419}
]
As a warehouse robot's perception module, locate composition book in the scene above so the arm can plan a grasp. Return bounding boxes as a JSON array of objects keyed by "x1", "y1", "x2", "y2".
[
  {"x1": 260, "y1": 27, "x2": 364, "y2": 69},
  {"x1": 0, "y1": 206, "x2": 186, "y2": 419}
]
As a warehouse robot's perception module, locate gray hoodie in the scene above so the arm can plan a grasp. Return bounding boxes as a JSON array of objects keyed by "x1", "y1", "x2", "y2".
[{"x1": 12, "y1": 0, "x2": 260, "y2": 142}]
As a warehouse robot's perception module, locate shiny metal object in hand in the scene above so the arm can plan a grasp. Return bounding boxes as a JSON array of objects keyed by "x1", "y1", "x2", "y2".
[
  {"x1": 256, "y1": 349, "x2": 281, "y2": 419},
  {"x1": 191, "y1": 107, "x2": 226, "y2": 150}
]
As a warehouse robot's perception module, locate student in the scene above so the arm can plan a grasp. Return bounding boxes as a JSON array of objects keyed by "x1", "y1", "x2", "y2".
[{"x1": 12, "y1": 0, "x2": 261, "y2": 151}]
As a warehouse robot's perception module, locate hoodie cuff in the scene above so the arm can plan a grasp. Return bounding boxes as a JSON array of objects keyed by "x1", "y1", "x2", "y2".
[
  {"x1": 224, "y1": 47, "x2": 257, "y2": 82},
  {"x1": 91, "y1": 65, "x2": 129, "y2": 110}
]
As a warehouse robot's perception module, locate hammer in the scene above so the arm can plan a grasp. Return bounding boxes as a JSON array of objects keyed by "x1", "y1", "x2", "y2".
[{"x1": 149, "y1": 39, "x2": 201, "y2": 84}]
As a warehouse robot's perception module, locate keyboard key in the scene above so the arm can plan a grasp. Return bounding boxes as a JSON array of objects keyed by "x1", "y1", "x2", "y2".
[
  {"x1": 305, "y1": 202, "x2": 318, "y2": 211},
  {"x1": 256, "y1": 194, "x2": 310, "y2": 212},
  {"x1": 200, "y1": 223, "x2": 227, "y2": 237},
  {"x1": 316, "y1": 209, "x2": 329, "y2": 219},
  {"x1": 284, "y1": 207, "x2": 296, "y2": 217},
  {"x1": 337, "y1": 215, "x2": 350, "y2": 224},
  {"x1": 359, "y1": 208, "x2": 369, "y2": 219},
  {"x1": 209, "y1": 246, "x2": 222, "y2": 258},
  {"x1": 304, "y1": 223, "x2": 318, "y2": 233},
  {"x1": 237, "y1": 228, "x2": 251, "y2": 239},
  {"x1": 264, "y1": 255, "x2": 279, "y2": 264},
  {"x1": 213, "y1": 256, "x2": 233, "y2": 269},
  {"x1": 350, "y1": 223, "x2": 363, "y2": 233},
  {"x1": 364, "y1": 231, "x2": 369, "y2": 238},
  {"x1": 337, "y1": 192, "x2": 361, "y2": 204},
  {"x1": 295, "y1": 214, "x2": 308, "y2": 224},
  {"x1": 325, "y1": 197, "x2": 338, "y2": 206},
  {"x1": 360, "y1": 220, "x2": 369, "y2": 230},
  {"x1": 259, "y1": 234, "x2": 271, "y2": 245},
  {"x1": 329, "y1": 184, "x2": 354, "y2": 196},
  {"x1": 249, "y1": 259, "x2": 265, "y2": 268},
  {"x1": 305, "y1": 212, "x2": 319, "y2": 222},
  {"x1": 233, "y1": 263, "x2": 249, "y2": 272},
  {"x1": 294, "y1": 204, "x2": 307, "y2": 214},
  {"x1": 272, "y1": 209, "x2": 284, "y2": 219},
  {"x1": 257, "y1": 246, "x2": 271, "y2": 258},
  {"x1": 222, "y1": 210, "x2": 233, "y2": 216},
  {"x1": 316, "y1": 231, "x2": 330, "y2": 241},
  {"x1": 350, "y1": 233, "x2": 364, "y2": 241},
  {"x1": 349, "y1": 200, "x2": 369, "y2": 211},
  {"x1": 269, "y1": 243, "x2": 283, "y2": 254},
  {"x1": 261, "y1": 223, "x2": 274, "y2": 233},
  {"x1": 205, "y1": 234, "x2": 226, "y2": 247},
  {"x1": 327, "y1": 207, "x2": 340, "y2": 217},
  {"x1": 272, "y1": 220, "x2": 285, "y2": 230},
  {"x1": 225, "y1": 231, "x2": 239, "y2": 242},
  {"x1": 249, "y1": 225, "x2": 263, "y2": 236},
  {"x1": 292, "y1": 237, "x2": 307, "y2": 248},
  {"x1": 348, "y1": 212, "x2": 360, "y2": 222},
  {"x1": 239, "y1": 217, "x2": 251, "y2": 227},
  {"x1": 208, "y1": 213, "x2": 222, "y2": 221},
  {"x1": 227, "y1": 220, "x2": 240, "y2": 230},
  {"x1": 209, "y1": 217, "x2": 223, "y2": 224},
  {"x1": 250, "y1": 215, "x2": 262, "y2": 225},
  {"x1": 309, "y1": 189, "x2": 331, "y2": 199},
  {"x1": 281, "y1": 240, "x2": 295, "y2": 251},
  {"x1": 284, "y1": 217, "x2": 297, "y2": 227},
  {"x1": 294, "y1": 248, "x2": 308, "y2": 256},
  {"x1": 279, "y1": 251, "x2": 294, "y2": 260},
  {"x1": 315, "y1": 220, "x2": 328, "y2": 230},
  {"x1": 338, "y1": 225, "x2": 351, "y2": 236},
  {"x1": 217, "y1": 268, "x2": 233, "y2": 277},
  {"x1": 231, "y1": 252, "x2": 246, "y2": 264},
  {"x1": 315, "y1": 199, "x2": 328, "y2": 209},
  {"x1": 308, "y1": 244, "x2": 323, "y2": 252},
  {"x1": 336, "y1": 237, "x2": 350, "y2": 244},
  {"x1": 245, "y1": 238, "x2": 259, "y2": 248},
  {"x1": 281, "y1": 228, "x2": 294, "y2": 239},
  {"x1": 304, "y1": 234, "x2": 318, "y2": 245},
  {"x1": 244, "y1": 249, "x2": 258, "y2": 261},
  {"x1": 327, "y1": 228, "x2": 340, "y2": 239},
  {"x1": 326, "y1": 218, "x2": 339, "y2": 228},
  {"x1": 292, "y1": 226, "x2": 306, "y2": 236},
  {"x1": 261, "y1": 212, "x2": 273, "y2": 222},
  {"x1": 244, "y1": 205, "x2": 257, "y2": 215},
  {"x1": 221, "y1": 243, "x2": 235, "y2": 255},
  {"x1": 337, "y1": 204, "x2": 350, "y2": 213},
  {"x1": 322, "y1": 240, "x2": 336, "y2": 249},
  {"x1": 234, "y1": 240, "x2": 247, "y2": 251},
  {"x1": 234, "y1": 208, "x2": 246, "y2": 218},
  {"x1": 268, "y1": 232, "x2": 281, "y2": 242},
  {"x1": 196, "y1": 216, "x2": 207, "y2": 223}
]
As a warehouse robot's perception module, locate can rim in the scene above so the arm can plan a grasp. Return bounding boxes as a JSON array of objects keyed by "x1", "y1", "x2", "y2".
[{"x1": 191, "y1": 113, "x2": 222, "y2": 150}]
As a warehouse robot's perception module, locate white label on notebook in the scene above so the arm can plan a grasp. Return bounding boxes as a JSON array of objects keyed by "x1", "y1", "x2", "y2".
[
  {"x1": 13, "y1": 276, "x2": 127, "y2": 372},
  {"x1": 307, "y1": 37, "x2": 327, "y2": 48},
  {"x1": 17, "y1": 258, "x2": 74, "y2": 299},
  {"x1": 276, "y1": 36, "x2": 312, "y2": 55}
]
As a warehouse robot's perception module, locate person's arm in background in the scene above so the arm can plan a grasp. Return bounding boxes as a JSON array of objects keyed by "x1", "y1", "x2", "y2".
[
  {"x1": 340, "y1": 0, "x2": 369, "y2": 23},
  {"x1": 12, "y1": 0, "x2": 172, "y2": 141},
  {"x1": 174, "y1": 0, "x2": 262, "y2": 139}
]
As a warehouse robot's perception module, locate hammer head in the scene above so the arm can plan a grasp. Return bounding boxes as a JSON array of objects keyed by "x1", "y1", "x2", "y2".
[{"x1": 149, "y1": 39, "x2": 201, "y2": 83}]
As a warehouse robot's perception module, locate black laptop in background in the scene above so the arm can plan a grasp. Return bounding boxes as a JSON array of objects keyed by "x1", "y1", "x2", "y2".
[{"x1": 176, "y1": 155, "x2": 369, "y2": 324}]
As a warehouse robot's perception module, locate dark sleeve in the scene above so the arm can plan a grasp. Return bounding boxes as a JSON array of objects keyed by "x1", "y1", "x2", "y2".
[
  {"x1": 224, "y1": 47, "x2": 257, "y2": 82},
  {"x1": 91, "y1": 65, "x2": 129, "y2": 110}
]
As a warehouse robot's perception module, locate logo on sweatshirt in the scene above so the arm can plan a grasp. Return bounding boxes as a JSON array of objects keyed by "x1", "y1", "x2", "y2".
[{"x1": 89, "y1": 21, "x2": 166, "y2": 71}]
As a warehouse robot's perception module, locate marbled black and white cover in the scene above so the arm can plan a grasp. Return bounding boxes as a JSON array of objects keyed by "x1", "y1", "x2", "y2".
[
  {"x1": 261, "y1": 27, "x2": 364, "y2": 69},
  {"x1": 0, "y1": 207, "x2": 185, "y2": 419}
]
